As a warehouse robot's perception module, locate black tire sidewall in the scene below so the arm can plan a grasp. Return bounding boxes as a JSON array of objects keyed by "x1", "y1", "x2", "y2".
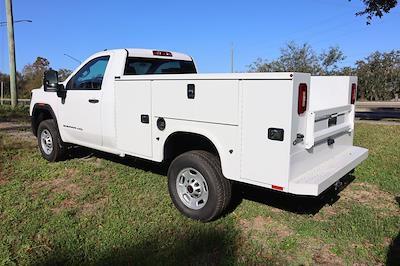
[
  {"x1": 37, "y1": 120, "x2": 63, "y2": 162},
  {"x1": 168, "y1": 152, "x2": 223, "y2": 221}
]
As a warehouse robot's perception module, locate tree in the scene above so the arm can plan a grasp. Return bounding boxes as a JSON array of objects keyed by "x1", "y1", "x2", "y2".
[
  {"x1": 248, "y1": 42, "x2": 345, "y2": 75},
  {"x1": 1, "y1": 57, "x2": 72, "y2": 99},
  {"x1": 355, "y1": 50, "x2": 400, "y2": 100},
  {"x1": 352, "y1": 0, "x2": 398, "y2": 24},
  {"x1": 19, "y1": 57, "x2": 72, "y2": 97},
  {"x1": 249, "y1": 43, "x2": 400, "y2": 101},
  {"x1": 275, "y1": 42, "x2": 322, "y2": 74},
  {"x1": 0, "y1": 71, "x2": 25, "y2": 98},
  {"x1": 58, "y1": 69, "x2": 73, "y2": 82},
  {"x1": 320, "y1": 47, "x2": 346, "y2": 74},
  {"x1": 21, "y1": 57, "x2": 50, "y2": 97}
]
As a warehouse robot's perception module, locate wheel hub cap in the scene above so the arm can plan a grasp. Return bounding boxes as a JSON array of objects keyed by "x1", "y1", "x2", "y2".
[
  {"x1": 40, "y1": 129, "x2": 53, "y2": 155},
  {"x1": 176, "y1": 168, "x2": 209, "y2": 210}
]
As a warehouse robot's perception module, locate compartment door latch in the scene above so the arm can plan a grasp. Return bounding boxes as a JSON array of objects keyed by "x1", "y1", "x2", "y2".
[
  {"x1": 187, "y1": 84, "x2": 195, "y2": 99},
  {"x1": 293, "y1": 133, "x2": 304, "y2": 145}
]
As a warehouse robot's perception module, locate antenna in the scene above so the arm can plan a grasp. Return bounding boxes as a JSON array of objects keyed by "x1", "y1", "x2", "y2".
[{"x1": 64, "y1": 53, "x2": 82, "y2": 64}]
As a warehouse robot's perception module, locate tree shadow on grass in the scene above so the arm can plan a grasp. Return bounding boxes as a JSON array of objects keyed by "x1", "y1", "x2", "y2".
[
  {"x1": 91, "y1": 228, "x2": 238, "y2": 266},
  {"x1": 27, "y1": 147, "x2": 359, "y2": 265},
  {"x1": 28, "y1": 145, "x2": 289, "y2": 265},
  {"x1": 386, "y1": 196, "x2": 400, "y2": 266},
  {"x1": 31, "y1": 224, "x2": 280, "y2": 266}
]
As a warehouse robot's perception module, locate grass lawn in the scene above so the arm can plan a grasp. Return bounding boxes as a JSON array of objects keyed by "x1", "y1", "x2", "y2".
[
  {"x1": 0, "y1": 121, "x2": 399, "y2": 265},
  {"x1": 0, "y1": 105, "x2": 30, "y2": 123}
]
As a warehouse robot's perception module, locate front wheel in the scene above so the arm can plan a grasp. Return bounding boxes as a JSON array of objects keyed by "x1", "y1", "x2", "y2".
[
  {"x1": 37, "y1": 119, "x2": 66, "y2": 162},
  {"x1": 167, "y1": 150, "x2": 231, "y2": 222}
]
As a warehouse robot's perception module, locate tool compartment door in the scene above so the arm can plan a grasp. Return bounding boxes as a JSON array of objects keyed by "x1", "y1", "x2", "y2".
[
  {"x1": 240, "y1": 79, "x2": 295, "y2": 189},
  {"x1": 152, "y1": 80, "x2": 239, "y2": 126},
  {"x1": 115, "y1": 80, "x2": 153, "y2": 158}
]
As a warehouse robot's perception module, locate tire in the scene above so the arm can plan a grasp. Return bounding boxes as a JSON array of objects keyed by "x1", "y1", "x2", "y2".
[
  {"x1": 167, "y1": 150, "x2": 232, "y2": 222},
  {"x1": 37, "y1": 119, "x2": 66, "y2": 162}
]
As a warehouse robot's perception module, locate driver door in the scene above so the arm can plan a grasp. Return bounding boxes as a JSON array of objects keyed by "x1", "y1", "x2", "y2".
[{"x1": 59, "y1": 56, "x2": 109, "y2": 147}]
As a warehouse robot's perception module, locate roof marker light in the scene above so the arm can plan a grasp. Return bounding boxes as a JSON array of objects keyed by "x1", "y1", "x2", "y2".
[{"x1": 153, "y1": 50, "x2": 172, "y2": 57}]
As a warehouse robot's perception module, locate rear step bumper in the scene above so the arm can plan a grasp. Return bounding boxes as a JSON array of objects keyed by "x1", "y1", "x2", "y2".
[{"x1": 289, "y1": 146, "x2": 368, "y2": 196}]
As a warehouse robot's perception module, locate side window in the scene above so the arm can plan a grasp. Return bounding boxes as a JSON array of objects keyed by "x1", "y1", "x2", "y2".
[
  {"x1": 124, "y1": 57, "x2": 197, "y2": 75},
  {"x1": 69, "y1": 56, "x2": 110, "y2": 90}
]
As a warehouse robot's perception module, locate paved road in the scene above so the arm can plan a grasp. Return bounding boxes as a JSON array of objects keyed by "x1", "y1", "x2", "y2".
[
  {"x1": 356, "y1": 111, "x2": 400, "y2": 120},
  {"x1": 355, "y1": 120, "x2": 400, "y2": 126},
  {"x1": 355, "y1": 101, "x2": 400, "y2": 121}
]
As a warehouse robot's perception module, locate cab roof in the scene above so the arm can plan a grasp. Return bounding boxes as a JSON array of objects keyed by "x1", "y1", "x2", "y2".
[{"x1": 106, "y1": 48, "x2": 193, "y2": 61}]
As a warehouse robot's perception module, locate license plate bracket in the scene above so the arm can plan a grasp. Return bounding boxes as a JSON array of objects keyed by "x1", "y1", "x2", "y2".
[{"x1": 328, "y1": 116, "x2": 337, "y2": 127}]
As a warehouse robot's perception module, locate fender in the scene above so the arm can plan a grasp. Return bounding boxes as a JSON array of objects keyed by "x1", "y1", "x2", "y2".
[
  {"x1": 158, "y1": 123, "x2": 241, "y2": 181},
  {"x1": 31, "y1": 103, "x2": 59, "y2": 136}
]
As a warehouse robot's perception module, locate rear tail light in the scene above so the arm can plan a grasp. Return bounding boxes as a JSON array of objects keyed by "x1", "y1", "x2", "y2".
[
  {"x1": 351, "y1": 83, "x2": 357, "y2": 104},
  {"x1": 153, "y1": 50, "x2": 172, "y2": 57},
  {"x1": 297, "y1": 83, "x2": 308, "y2": 115}
]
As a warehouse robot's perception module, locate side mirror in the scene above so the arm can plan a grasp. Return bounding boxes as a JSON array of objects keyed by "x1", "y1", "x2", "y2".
[
  {"x1": 43, "y1": 69, "x2": 59, "y2": 92},
  {"x1": 43, "y1": 69, "x2": 66, "y2": 98}
]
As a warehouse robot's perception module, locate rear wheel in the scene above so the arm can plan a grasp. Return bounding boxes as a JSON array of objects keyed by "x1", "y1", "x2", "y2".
[
  {"x1": 37, "y1": 119, "x2": 66, "y2": 162},
  {"x1": 168, "y1": 150, "x2": 231, "y2": 222}
]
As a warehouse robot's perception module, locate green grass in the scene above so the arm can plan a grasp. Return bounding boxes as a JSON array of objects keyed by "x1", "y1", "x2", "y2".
[
  {"x1": 0, "y1": 105, "x2": 30, "y2": 123},
  {"x1": 0, "y1": 123, "x2": 399, "y2": 265}
]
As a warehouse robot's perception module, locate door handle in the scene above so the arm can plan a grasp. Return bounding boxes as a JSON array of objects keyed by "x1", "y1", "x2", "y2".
[
  {"x1": 88, "y1": 99, "x2": 99, "y2": 103},
  {"x1": 141, "y1": 114, "x2": 149, "y2": 124}
]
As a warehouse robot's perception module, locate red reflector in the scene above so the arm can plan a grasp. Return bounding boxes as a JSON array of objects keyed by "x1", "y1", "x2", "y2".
[
  {"x1": 272, "y1": 185, "x2": 284, "y2": 191},
  {"x1": 153, "y1": 50, "x2": 172, "y2": 57},
  {"x1": 351, "y1": 83, "x2": 357, "y2": 104},
  {"x1": 297, "y1": 83, "x2": 308, "y2": 115}
]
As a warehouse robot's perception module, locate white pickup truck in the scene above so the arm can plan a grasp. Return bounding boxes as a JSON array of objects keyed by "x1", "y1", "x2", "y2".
[{"x1": 30, "y1": 48, "x2": 368, "y2": 221}]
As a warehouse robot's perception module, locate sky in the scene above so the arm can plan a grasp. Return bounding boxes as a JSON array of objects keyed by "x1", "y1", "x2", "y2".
[{"x1": 0, "y1": 0, "x2": 399, "y2": 74}]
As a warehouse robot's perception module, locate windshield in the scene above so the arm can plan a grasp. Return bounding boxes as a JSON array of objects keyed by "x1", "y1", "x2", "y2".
[{"x1": 124, "y1": 57, "x2": 197, "y2": 75}]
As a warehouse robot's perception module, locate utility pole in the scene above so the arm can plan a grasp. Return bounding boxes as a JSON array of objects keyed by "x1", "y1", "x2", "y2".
[
  {"x1": 230, "y1": 43, "x2": 234, "y2": 73},
  {"x1": 5, "y1": 0, "x2": 18, "y2": 109}
]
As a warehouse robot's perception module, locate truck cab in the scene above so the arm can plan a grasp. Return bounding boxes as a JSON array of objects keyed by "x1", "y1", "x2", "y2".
[
  {"x1": 30, "y1": 48, "x2": 368, "y2": 222},
  {"x1": 31, "y1": 49, "x2": 196, "y2": 151}
]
